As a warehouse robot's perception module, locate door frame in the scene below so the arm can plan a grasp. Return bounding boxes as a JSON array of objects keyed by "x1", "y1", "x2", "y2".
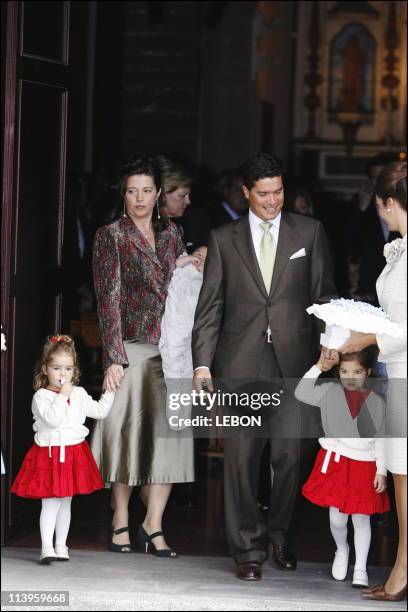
[{"x1": 1, "y1": 0, "x2": 71, "y2": 545}]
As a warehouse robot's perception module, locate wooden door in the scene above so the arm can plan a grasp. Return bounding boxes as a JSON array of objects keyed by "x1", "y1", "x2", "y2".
[{"x1": 1, "y1": 0, "x2": 71, "y2": 543}]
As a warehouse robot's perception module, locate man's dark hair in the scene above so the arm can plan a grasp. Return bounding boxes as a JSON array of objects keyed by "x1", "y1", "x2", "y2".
[
  {"x1": 224, "y1": 168, "x2": 243, "y2": 192},
  {"x1": 240, "y1": 153, "x2": 284, "y2": 190}
]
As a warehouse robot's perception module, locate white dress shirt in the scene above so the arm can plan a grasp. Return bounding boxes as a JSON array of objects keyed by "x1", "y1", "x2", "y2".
[{"x1": 248, "y1": 209, "x2": 281, "y2": 265}]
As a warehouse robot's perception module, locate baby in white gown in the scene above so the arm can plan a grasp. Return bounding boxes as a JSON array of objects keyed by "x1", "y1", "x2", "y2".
[{"x1": 159, "y1": 246, "x2": 207, "y2": 379}]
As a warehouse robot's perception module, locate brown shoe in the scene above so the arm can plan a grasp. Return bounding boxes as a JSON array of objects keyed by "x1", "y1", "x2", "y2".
[
  {"x1": 361, "y1": 584, "x2": 382, "y2": 594},
  {"x1": 236, "y1": 562, "x2": 262, "y2": 581},
  {"x1": 361, "y1": 584, "x2": 407, "y2": 602},
  {"x1": 271, "y1": 544, "x2": 297, "y2": 571}
]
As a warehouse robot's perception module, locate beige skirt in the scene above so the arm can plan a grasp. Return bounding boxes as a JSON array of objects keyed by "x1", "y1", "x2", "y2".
[{"x1": 90, "y1": 342, "x2": 195, "y2": 485}]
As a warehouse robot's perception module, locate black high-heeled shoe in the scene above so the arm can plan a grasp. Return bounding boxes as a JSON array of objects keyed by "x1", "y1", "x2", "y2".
[
  {"x1": 138, "y1": 525, "x2": 178, "y2": 558},
  {"x1": 110, "y1": 527, "x2": 133, "y2": 553}
]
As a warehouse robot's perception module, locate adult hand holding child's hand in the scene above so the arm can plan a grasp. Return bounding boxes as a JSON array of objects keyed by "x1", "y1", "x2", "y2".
[
  {"x1": 103, "y1": 364, "x2": 124, "y2": 392},
  {"x1": 176, "y1": 255, "x2": 198, "y2": 269},
  {"x1": 317, "y1": 348, "x2": 339, "y2": 372}
]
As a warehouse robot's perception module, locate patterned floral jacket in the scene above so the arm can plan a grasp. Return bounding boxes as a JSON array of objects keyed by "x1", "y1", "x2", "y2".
[{"x1": 93, "y1": 216, "x2": 185, "y2": 370}]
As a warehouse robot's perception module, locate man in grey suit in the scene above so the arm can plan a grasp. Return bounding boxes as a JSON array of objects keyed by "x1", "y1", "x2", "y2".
[{"x1": 192, "y1": 153, "x2": 337, "y2": 581}]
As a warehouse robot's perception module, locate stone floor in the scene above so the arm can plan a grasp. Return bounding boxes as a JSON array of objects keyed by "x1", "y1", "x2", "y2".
[{"x1": 1, "y1": 547, "x2": 406, "y2": 611}]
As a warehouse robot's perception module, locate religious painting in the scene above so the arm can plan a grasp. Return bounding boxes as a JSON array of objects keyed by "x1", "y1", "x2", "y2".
[{"x1": 328, "y1": 24, "x2": 375, "y2": 114}]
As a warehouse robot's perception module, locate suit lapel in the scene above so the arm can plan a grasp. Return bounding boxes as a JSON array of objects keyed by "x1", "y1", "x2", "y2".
[
  {"x1": 155, "y1": 229, "x2": 171, "y2": 267},
  {"x1": 120, "y1": 216, "x2": 162, "y2": 268},
  {"x1": 269, "y1": 212, "x2": 297, "y2": 297},
  {"x1": 232, "y1": 217, "x2": 268, "y2": 298}
]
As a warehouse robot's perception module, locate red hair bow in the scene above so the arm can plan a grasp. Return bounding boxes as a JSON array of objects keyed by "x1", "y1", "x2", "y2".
[{"x1": 50, "y1": 335, "x2": 65, "y2": 342}]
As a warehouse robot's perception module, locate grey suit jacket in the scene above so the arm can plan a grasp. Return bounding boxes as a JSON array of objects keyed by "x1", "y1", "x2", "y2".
[{"x1": 192, "y1": 212, "x2": 337, "y2": 379}]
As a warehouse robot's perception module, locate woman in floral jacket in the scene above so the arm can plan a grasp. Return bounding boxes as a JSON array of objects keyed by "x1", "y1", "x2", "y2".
[{"x1": 91, "y1": 157, "x2": 194, "y2": 558}]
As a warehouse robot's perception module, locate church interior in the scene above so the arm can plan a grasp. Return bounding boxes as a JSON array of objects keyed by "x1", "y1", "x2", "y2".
[{"x1": 1, "y1": 0, "x2": 406, "y2": 568}]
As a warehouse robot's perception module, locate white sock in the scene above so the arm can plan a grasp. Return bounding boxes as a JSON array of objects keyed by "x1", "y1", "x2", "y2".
[
  {"x1": 352, "y1": 513, "x2": 371, "y2": 572},
  {"x1": 329, "y1": 506, "x2": 349, "y2": 555},
  {"x1": 55, "y1": 497, "x2": 72, "y2": 547},
  {"x1": 40, "y1": 498, "x2": 61, "y2": 549}
]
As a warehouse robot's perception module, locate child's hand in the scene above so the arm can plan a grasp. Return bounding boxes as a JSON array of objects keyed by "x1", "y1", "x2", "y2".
[
  {"x1": 176, "y1": 255, "x2": 199, "y2": 269},
  {"x1": 192, "y1": 248, "x2": 206, "y2": 264},
  {"x1": 60, "y1": 382, "x2": 73, "y2": 397},
  {"x1": 317, "y1": 348, "x2": 339, "y2": 372},
  {"x1": 373, "y1": 474, "x2": 387, "y2": 494}
]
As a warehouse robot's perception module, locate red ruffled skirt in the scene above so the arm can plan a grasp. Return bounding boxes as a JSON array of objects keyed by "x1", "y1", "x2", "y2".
[
  {"x1": 11, "y1": 441, "x2": 103, "y2": 499},
  {"x1": 302, "y1": 448, "x2": 390, "y2": 515}
]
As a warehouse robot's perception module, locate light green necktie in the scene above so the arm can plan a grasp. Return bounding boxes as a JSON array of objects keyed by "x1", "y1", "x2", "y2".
[{"x1": 260, "y1": 222, "x2": 276, "y2": 292}]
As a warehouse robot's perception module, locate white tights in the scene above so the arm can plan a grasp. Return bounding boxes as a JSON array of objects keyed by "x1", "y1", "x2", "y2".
[
  {"x1": 329, "y1": 507, "x2": 371, "y2": 571},
  {"x1": 40, "y1": 497, "x2": 72, "y2": 549}
]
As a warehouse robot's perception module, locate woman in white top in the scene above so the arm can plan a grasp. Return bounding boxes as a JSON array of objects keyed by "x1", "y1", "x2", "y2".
[{"x1": 337, "y1": 162, "x2": 406, "y2": 601}]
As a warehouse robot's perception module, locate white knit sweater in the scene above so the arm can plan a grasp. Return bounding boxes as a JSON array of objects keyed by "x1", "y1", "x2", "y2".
[
  {"x1": 295, "y1": 365, "x2": 387, "y2": 475},
  {"x1": 32, "y1": 387, "x2": 115, "y2": 462}
]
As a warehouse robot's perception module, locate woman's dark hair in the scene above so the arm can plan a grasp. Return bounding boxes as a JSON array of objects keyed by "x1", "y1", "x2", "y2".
[
  {"x1": 365, "y1": 152, "x2": 399, "y2": 179},
  {"x1": 119, "y1": 156, "x2": 161, "y2": 195},
  {"x1": 375, "y1": 161, "x2": 407, "y2": 211},
  {"x1": 338, "y1": 345, "x2": 379, "y2": 375},
  {"x1": 240, "y1": 153, "x2": 284, "y2": 190},
  {"x1": 108, "y1": 156, "x2": 168, "y2": 230}
]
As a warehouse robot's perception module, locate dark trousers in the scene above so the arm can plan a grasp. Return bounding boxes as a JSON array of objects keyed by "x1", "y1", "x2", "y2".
[{"x1": 223, "y1": 342, "x2": 301, "y2": 565}]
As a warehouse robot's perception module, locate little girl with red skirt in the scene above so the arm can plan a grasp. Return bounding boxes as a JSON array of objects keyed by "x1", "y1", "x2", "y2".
[
  {"x1": 295, "y1": 346, "x2": 390, "y2": 588},
  {"x1": 11, "y1": 335, "x2": 115, "y2": 563}
]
